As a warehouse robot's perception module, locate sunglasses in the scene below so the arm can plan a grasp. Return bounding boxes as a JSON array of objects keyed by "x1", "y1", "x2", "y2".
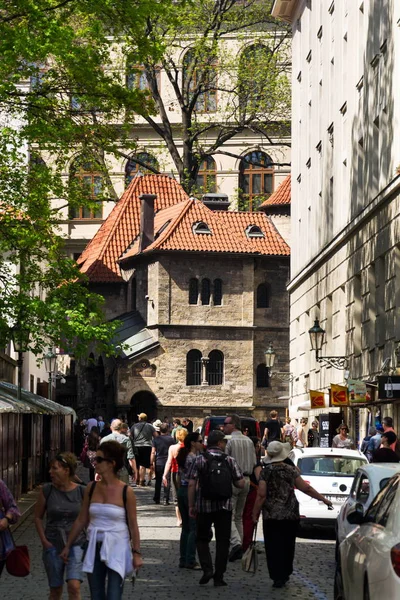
[
  {"x1": 55, "y1": 455, "x2": 69, "y2": 467},
  {"x1": 94, "y1": 456, "x2": 114, "y2": 464}
]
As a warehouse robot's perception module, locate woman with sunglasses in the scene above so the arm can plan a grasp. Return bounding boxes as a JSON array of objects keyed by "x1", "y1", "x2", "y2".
[
  {"x1": 61, "y1": 441, "x2": 142, "y2": 599},
  {"x1": 176, "y1": 432, "x2": 204, "y2": 570},
  {"x1": 35, "y1": 452, "x2": 85, "y2": 600},
  {"x1": 332, "y1": 424, "x2": 355, "y2": 449}
]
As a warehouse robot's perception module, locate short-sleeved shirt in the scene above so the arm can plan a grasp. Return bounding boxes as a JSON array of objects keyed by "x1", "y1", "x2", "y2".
[
  {"x1": 152, "y1": 435, "x2": 175, "y2": 466},
  {"x1": 265, "y1": 420, "x2": 282, "y2": 442},
  {"x1": 189, "y1": 448, "x2": 243, "y2": 513},
  {"x1": 332, "y1": 435, "x2": 354, "y2": 449},
  {"x1": 259, "y1": 463, "x2": 299, "y2": 521},
  {"x1": 100, "y1": 432, "x2": 135, "y2": 460},
  {"x1": 131, "y1": 422, "x2": 155, "y2": 447}
]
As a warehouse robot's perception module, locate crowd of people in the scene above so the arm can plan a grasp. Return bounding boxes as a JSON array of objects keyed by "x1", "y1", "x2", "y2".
[{"x1": 2, "y1": 409, "x2": 400, "y2": 597}]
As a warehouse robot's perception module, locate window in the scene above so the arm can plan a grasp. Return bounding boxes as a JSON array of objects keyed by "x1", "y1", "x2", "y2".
[
  {"x1": 207, "y1": 350, "x2": 224, "y2": 385},
  {"x1": 256, "y1": 283, "x2": 270, "y2": 308},
  {"x1": 189, "y1": 278, "x2": 199, "y2": 305},
  {"x1": 69, "y1": 156, "x2": 103, "y2": 219},
  {"x1": 182, "y1": 49, "x2": 217, "y2": 113},
  {"x1": 356, "y1": 475, "x2": 370, "y2": 504},
  {"x1": 193, "y1": 221, "x2": 211, "y2": 235},
  {"x1": 125, "y1": 152, "x2": 159, "y2": 186},
  {"x1": 186, "y1": 350, "x2": 202, "y2": 385},
  {"x1": 366, "y1": 476, "x2": 400, "y2": 527},
  {"x1": 256, "y1": 364, "x2": 269, "y2": 388},
  {"x1": 201, "y1": 278, "x2": 211, "y2": 305},
  {"x1": 213, "y1": 279, "x2": 222, "y2": 306},
  {"x1": 239, "y1": 151, "x2": 274, "y2": 211},
  {"x1": 238, "y1": 44, "x2": 272, "y2": 113},
  {"x1": 196, "y1": 156, "x2": 217, "y2": 193},
  {"x1": 126, "y1": 60, "x2": 160, "y2": 92},
  {"x1": 245, "y1": 225, "x2": 265, "y2": 239}
]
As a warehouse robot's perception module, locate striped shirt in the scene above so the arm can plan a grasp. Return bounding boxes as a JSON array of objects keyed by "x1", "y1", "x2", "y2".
[{"x1": 226, "y1": 430, "x2": 256, "y2": 475}]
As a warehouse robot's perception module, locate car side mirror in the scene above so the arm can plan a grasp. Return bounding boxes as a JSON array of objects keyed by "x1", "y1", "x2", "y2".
[{"x1": 347, "y1": 502, "x2": 364, "y2": 525}]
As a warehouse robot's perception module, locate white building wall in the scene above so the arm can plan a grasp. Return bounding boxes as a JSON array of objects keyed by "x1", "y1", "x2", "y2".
[{"x1": 276, "y1": 0, "x2": 400, "y2": 418}]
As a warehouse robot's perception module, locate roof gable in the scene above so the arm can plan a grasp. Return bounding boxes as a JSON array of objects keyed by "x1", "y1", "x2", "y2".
[{"x1": 260, "y1": 175, "x2": 291, "y2": 208}]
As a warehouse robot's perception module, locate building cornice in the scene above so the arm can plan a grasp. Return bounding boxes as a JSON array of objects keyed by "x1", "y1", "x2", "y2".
[
  {"x1": 288, "y1": 175, "x2": 400, "y2": 292},
  {"x1": 271, "y1": 0, "x2": 303, "y2": 23}
]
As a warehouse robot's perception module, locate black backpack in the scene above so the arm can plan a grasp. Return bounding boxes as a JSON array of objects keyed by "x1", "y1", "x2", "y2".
[{"x1": 201, "y1": 451, "x2": 233, "y2": 501}]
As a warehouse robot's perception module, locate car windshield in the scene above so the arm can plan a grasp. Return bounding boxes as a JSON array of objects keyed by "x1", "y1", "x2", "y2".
[{"x1": 298, "y1": 456, "x2": 366, "y2": 477}]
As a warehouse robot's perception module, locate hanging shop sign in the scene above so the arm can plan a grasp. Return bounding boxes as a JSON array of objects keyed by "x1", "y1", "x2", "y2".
[
  {"x1": 330, "y1": 384, "x2": 349, "y2": 407},
  {"x1": 378, "y1": 376, "x2": 400, "y2": 400},
  {"x1": 310, "y1": 390, "x2": 325, "y2": 408},
  {"x1": 347, "y1": 379, "x2": 367, "y2": 403}
]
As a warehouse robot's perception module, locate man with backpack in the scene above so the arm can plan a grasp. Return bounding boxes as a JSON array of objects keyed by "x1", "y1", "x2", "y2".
[{"x1": 188, "y1": 430, "x2": 244, "y2": 587}]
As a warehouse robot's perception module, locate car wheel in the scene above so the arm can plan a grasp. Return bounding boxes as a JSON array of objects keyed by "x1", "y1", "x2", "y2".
[
  {"x1": 363, "y1": 577, "x2": 370, "y2": 600},
  {"x1": 334, "y1": 564, "x2": 345, "y2": 600}
]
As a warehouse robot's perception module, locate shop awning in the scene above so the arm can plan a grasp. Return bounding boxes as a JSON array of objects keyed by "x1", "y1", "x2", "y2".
[{"x1": 0, "y1": 382, "x2": 74, "y2": 415}]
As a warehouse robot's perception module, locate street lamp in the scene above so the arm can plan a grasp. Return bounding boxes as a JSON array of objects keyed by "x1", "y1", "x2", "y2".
[
  {"x1": 308, "y1": 318, "x2": 348, "y2": 370},
  {"x1": 264, "y1": 343, "x2": 293, "y2": 383},
  {"x1": 44, "y1": 347, "x2": 57, "y2": 401},
  {"x1": 11, "y1": 327, "x2": 28, "y2": 401}
]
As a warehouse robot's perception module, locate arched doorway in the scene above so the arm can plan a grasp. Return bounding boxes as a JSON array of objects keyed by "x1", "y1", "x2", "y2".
[{"x1": 129, "y1": 391, "x2": 158, "y2": 424}]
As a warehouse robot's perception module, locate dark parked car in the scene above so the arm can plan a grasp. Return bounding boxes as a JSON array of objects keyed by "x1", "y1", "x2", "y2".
[{"x1": 201, "y1": 415, "x2": 261, "y2": 445}]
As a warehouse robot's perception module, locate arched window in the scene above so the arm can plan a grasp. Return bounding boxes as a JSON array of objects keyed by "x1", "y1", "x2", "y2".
[
  {"x1": 186, "y1": 350, "x2": 202, "y2": 385},
  {"x1": 207, "y1": 350, "x2": 224, "y2": 385},
  {"x1": 182, "y1": 49, "x2": 217, "y2": 113},
  {"x1": 193, "y1": 221, "x2": 211, "y2": 235},
  {"x1": 69, "y1": 156, "x2": 103, "y2": 219},
  {"x1": 257, "y1": 283, "x2": 270, "y2": 308},
  {"x1": 213, "y1": 279, "x2": 222, "y2": 306},
  {"x1": 239, "y1": 151, "x2": 274, "y2": 211},
  {"x1": 238, "y1": 44, "x2": 272, "y2": 112},
  {"x1": 201, "y1": 278, "x2": 211, "y2": 305},
  {"x1": 196, "y1": 156, "x2": 217, "y2": 193},
  {"x1": 256, "y1": 364, "x2": 269, "y2": 388},
  {"x1": 125, "y1": 152, "x2": 159, "y2": 186},
  {"x1": 189, "y1": 278, "x2": 199, "y2": 305}
]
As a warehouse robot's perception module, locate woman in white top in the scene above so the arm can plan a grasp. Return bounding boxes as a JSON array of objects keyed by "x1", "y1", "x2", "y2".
[{"x1": 61, "y1": 441, "x2": 143, "y2": 599}]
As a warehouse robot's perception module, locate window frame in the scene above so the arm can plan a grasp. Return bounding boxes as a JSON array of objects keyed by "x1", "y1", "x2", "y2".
[
  {"x1": 239, "y1": 151, "x2": 274, "y2": 211},
  {"x1": 256, "y1": 283, "x2": 270, "y2": 308},
  {"x1": 125, "y1": 152, "x2": 159, "y2": 187},
  {"x1": 182, "y1": 49, "x2": 218, "y2": 114},
  {"x1": 207, "y1": 350, "x2": 224, "y2": 385},
  {"x1": 69, "y1": 157, "x2": 103, "y2": 220},
  {"x1": 256, "y1": 363, "x2": 270, "y2": 388},
  {"x1": 189, "y1": 278, "x2": 199, "y2": 305},
  {"x1": 213, "y1": 279, "x2": 223, "y2": 306},
  {"x1": 196, "y1": 156, "x2": 217, "y2": 193},
  {"x1": 201, "y1": 278, "x2": 211, "y2": 305},
  {"x1": 186, "y1": 349, "x2": 202, "y2": 386}
]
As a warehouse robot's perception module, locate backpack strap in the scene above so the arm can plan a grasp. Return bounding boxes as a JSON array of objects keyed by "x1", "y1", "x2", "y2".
[
  {"x1": 43, "y1": 483, "x2": 53, "y2": 509},
  {"x1": 122, "y1": 484, "x2": 131, "y2": 537}
]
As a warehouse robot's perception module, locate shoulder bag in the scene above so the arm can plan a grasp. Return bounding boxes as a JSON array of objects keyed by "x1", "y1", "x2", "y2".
[{"x1": 242, "y1": 524, "x2": 258, "y2": 575}]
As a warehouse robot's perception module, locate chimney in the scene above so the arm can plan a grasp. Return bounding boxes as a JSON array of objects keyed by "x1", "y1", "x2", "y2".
[{"x1": 139, "y1": 194, "x2": 156, "y2": 253}]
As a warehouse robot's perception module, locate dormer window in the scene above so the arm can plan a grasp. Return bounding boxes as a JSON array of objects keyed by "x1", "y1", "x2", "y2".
[
  {"x1": 193, "y1": 221, "x2": 212, "y2": 235},
  {"x1": 245, "y1": 225, "x2": 265, "y2": 239}
]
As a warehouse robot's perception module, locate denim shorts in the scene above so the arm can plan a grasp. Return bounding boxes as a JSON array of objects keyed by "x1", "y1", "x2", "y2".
[{"x1": 43, "y1": 544, "x2": 84, "y2": 588}]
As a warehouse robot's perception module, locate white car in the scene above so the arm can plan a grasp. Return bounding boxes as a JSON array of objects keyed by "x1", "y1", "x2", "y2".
[
  {"x1": 289, "y1": 447, "x2": 368, "y2": 526},
  {"x1": 337, "y1": 463, "x2": 400, "y2": 545},
  {"x1": 337, "y1": 472, "x2": 400, "y2": 600}
]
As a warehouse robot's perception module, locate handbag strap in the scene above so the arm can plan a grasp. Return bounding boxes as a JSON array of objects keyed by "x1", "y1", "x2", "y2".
[{"x1": 252, "y1": 523, "x2": 258, "y2": 543}]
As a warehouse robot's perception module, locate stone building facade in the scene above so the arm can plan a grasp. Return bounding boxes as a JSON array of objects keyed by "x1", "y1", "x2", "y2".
[
  {"x1": 74, "y1": 174, "x2": 290, "y2": 425},
  {"x1": 272, "y1": 1, "x2": 400, "y2": 439}
]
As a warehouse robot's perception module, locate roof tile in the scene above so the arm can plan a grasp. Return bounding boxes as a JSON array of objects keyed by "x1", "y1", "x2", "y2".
[{"x1": 260, "y1": 174, "x2": 291, "y2": 207}]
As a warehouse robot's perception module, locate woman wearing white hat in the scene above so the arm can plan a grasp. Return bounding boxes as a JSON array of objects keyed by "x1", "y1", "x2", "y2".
[{"x1": 252, "y1": 441, "x2": 333, "y2": 589}]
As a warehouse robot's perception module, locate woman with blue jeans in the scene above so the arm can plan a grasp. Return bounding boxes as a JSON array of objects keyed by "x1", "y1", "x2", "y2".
[
  {"x1": 35, "y1": 452, "x2": 85, "y2": 599},
  {"x1": 176, "y1": 432, "x2": 203, "y2": 569},
  {"x1": 61, "y1": 441, "x2": 143, "y2": 599}
]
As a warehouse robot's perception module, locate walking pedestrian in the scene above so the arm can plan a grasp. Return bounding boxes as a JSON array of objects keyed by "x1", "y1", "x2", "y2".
[
  {"x1": 382, "y1": 417, "x2": 398, "y2": 452},
  {"x1": 308, "y1": 420, "x2": 320, "y2": 447},
  {"x1": 252, "y1": 441, "x2": 333, "y2": 589},
  {"x1": 100, "y1": 422, "x2": 112, "y2": 438},
  {"x1": 296, "y1": 417, "x2": 308, "y2": 448},
  {"x1": 85, "y1": 427, "x2": 101, "y2": 481},
  {"x1": 262, "y1": 411, "x2": 284, "y2": 447},
  {"x1": 97, "y1": 416, "x2": 105, "y2": 434},
  {"x1": 188, "y1": 430, "x2": 244, "y2": 587},
  {"x1": 151, "y1": 423, "x2": 175, "y2": 505},
  {"x1": 176, "y1": 432, "x2": 204, "y2": 569},
  {"x1": 101, "y1": 419, "x2": 137, "y2": 484},
  {"x1": 131, "y1": 413, "x2": 155, "y2": 486},
  {"x1": 223, "y1": 414, "x2": 256, "y2": 562},
  {"x1": 0, "y1": 479, "x2": 21, "y2": 578},
  {"x1": 86, "y1": 414, "x2": 98, "y2": 434},
  {"x1": 163, "y1": 427, "x2": 188, "y2": 526},
  {"x1": 242, "y1": 437, "x2": 262, "y2": 552},
  {"x1": 120, "y1": 422, "x2": 138, "y2": 485},
  {"x1": 182, "y1": 417, "x2": 194, "y2": 433},
  {"x1": 282, "y1": 417, "x2": 298, "y2": 447},
  {"x1": 34, "y1": 452, "x2": 85, "y2": 599},
  {"x1": 332, "y1": 424, "x2": 355, "y2": 449},
  {"x1": 61, "y1": 441, "x2": 143, "y2": 600},
  {"x1": 372, "y1": 431, "x2": 400, "y2": 463}
]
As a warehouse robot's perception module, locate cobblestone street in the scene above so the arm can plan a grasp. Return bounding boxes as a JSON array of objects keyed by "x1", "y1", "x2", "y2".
[{"x1": 2, "y1": 482, "x2": 335, "y2": 600}]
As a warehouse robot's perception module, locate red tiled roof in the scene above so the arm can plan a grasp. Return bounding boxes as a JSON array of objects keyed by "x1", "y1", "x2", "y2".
[
  {"x1": 78, "y1": 175, "x2": 189, "y2": 282},
  {"x1": 120, "y1": 198, "x2": 289, "y2": 263},
  {"x1": 260, "y1": 174, "x2": 291, "y2": 207}
]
